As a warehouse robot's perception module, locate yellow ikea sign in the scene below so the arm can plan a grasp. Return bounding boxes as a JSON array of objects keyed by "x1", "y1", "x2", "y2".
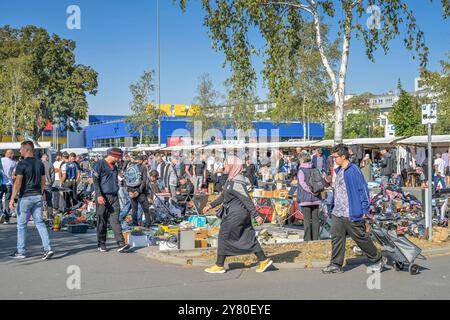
[{"x1": 149, "y1": 104, "x2": 200, "y2": 117}]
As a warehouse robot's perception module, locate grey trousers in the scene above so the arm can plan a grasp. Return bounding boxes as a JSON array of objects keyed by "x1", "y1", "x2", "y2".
[{"x1": 330, "y1": 215, "x2": 381, "y2": 267}]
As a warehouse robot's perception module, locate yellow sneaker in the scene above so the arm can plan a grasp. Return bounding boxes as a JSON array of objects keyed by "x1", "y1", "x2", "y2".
[
  {"x1": 256, "y1": 259, "x2": 273, "y2": 273},
  {"x1": 205, "y1": 265, "x2": 226, "y2": 274}
]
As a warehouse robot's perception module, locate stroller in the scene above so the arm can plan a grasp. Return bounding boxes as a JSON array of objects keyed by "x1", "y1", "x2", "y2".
[{"x1": 370, "y1": 216, "x2": 426, "y2": 275}]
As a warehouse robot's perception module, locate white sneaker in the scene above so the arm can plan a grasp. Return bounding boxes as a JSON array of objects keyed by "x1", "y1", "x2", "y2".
[{"x1": 368, "y1": 256, "x2": 387, "y2": 273}]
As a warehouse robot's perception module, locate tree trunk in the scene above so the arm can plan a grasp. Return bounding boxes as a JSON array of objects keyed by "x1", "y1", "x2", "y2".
[
  {"x1": 334, "y1": 2, "x2": 352, "y2": 145},
  {"x1": 310, "y1": 1, "x2": 352, "y2": 145},
  {"x1": 334, "y1": 89, "x2": 345, "y2": 143}
]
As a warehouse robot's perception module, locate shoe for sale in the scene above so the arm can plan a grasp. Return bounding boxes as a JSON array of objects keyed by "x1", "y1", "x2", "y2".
[
  {"x1": 0, "y1": 214, "x2": 5, "y2": 224},
  {"x1": 205, "y1": 265, "x2": 226, "y2": 274},
  {"x1": 117, "y1": 244, "x2": 131, "y2": 253},
  {"x1": 256, "y1": 259, "x2": 273, "y2": 273},
  {"x1": 368, "y1": 256, "x2": 387, "y2": 273},
  {"x1": 98, "y1": 245, "x2": 107, "y2": 252},
  {"x1": 9, "y1": 251, "x2": 26, "y2": 259},
  {"x1": 322, "y1": 264, "x2": 344, "y2": 274},
  {"x1": 42, "y1": 250, "x2": 54, "y2": 260}
]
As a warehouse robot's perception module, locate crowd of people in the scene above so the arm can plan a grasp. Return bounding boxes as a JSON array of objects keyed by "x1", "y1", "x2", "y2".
[{"x1": 0, "y1": 140, "x2": 449, "y2": 274}]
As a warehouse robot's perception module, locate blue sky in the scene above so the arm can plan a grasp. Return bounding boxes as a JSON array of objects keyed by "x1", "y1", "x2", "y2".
[{"x1": 1, "y1": 0, "x2": 448, "y2": 115}]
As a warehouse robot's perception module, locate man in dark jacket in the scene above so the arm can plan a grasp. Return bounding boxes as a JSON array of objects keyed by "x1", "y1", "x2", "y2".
[
  {"x1": 125, "y1": 155, "x2": 153, "y2": 227},
  {"x1": 380, "y1": 148, "x2": 395, "y2": 184},
  {"x1": 93, "y1": 148, "x2": 129, "y2": 253},
  {"x1": 312, "y1": 149, "x2": 328, "y2": 175},
  {"x1": 178, "y1": 175, "x2": 195, "y2": 198},
  {"x1": 243, "y1": 158, "x2": 257, "y2": 186},
  {"x1": 41, "y1": 154, "x2": 55, "y2": 220},
  {"x1": 322, "y1": 144, "x2": 386, "y2": 274}
]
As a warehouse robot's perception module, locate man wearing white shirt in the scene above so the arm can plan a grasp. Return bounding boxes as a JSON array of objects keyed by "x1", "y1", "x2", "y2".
[
  {"x1": 0, "y1": 150, "x2": 17, "y2": 224},
  {"x1": 434, "y1": 153, "x2": 446, "y2": 189},
  {"x1": 52, "y1": 152, "x2": 64, "y2": 213}
]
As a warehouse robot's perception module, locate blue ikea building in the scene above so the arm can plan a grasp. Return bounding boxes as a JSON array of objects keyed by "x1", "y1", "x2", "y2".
[{"x1": 84, "y1": 115, "x2": 325, "y2": 148}]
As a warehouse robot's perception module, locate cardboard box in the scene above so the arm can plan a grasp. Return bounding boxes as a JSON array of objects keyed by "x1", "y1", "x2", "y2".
[
  {"x1": 278, "y1": 190, "x2": 288, "y2": 199},
  {"x1": 122, "y1": 232, "x2": 131, "y2": 245},
  {"x1": 194, "y1": 229, "x2": 208, "y2": 240},
  {"x1": 432, "y1": 227, "x2": 449, "y2": 243},
  {"x1": 263, "y1": 191, "x2": 274, "y2": 198},
  {"x1": 195, "y1": 239, "x2": 208, "y2": 248}
]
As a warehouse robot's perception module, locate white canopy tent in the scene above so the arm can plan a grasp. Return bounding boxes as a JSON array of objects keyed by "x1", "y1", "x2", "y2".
[
  {"x1": 311, "y1": 137, "x2": 402, "y2": 148},
  {"x1": 200, "y1": 143, "x2": 245, "y2": 151},
  {"x1": 132, "y1": 145, "x2": 166, "y2": 152},
  {"x1": 311, "y1": 139, "x2": 335, "y2": 148},
  {"x1": 199, "y1": 140, "x2": 317, "y2": 151},
  {"x1": 61, "y1": 148, "x2": 90, "y2": 155},
  {"x1": 397, "y1": 135, "x2": 450, "y2": 147},
  {"x1": 0, "y1": 141, "x2": 52, "y2": 150},
  {"x1": 161, "y1": 144, "x2": 206, "y2": 152}
]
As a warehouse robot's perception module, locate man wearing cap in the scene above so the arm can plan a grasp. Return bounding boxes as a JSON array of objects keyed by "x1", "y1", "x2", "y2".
[
  {"x1": 126, "y1": 155, "x2": 153, "y2": 228},
  {"x1": 93, "y1": 148, "x2": 130, "y2": 253}
]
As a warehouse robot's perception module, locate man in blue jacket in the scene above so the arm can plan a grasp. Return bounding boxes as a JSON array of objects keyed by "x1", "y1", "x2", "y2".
[{"x1": 322, "y1": 144, "x2": 386, "y2": 274}]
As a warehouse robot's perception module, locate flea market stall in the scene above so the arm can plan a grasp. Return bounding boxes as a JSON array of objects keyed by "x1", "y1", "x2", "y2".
[{"x1": 48, "y1": 137, "x2": 448, "y2": 260}]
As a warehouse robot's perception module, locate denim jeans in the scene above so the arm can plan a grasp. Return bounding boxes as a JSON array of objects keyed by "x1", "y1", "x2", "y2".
[
  {"x1": 17, "y1": 195, "x2": 52, "y2": 254},
  {"x1": 195, "y1": 176, "x2": 203, "y2": 191},
  {"x1": 434, "y1": 175, "x2": 447, "y2": 189},
  {"x1": 0, "y1": 184, "x2": 13, "y2": 220},
  {"x1": 119, "y1": 188, "x2": 143, "y2": 228},
  {"x1": 119, "y1": 187, "x2": 131, "y2": 220}
]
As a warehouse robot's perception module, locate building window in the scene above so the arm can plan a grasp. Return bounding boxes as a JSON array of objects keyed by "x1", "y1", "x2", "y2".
[{"x1": 93, "y1": 137, "x2": 126, "y2": 148}]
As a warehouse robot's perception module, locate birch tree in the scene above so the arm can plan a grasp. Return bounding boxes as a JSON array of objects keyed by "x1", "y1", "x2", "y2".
[
  {"x1": 126, "y1": 71, "x2": 162, "y2": 145},
  {"x1": 178, "y1": 0, "x2": 444, "y2": 143}
]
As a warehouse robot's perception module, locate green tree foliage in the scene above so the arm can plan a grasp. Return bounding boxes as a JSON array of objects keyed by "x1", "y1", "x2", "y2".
[
  {"x1": 0, "y1": 25, "x2": 98, "y2": 140},
  {"x1": 389, "y1": 90, "x2": 425, "y2": 136},
  {"x1": 191, "y1": 73, "x2": 228, "y2": 133},
  {"x1": 177, "y1": 0, "x2": 437, "y2": 143},
  {"x1": 419, "y1": 54, "x2": 450, "y2": 135},
  {"x1": 125, "y1": 71, "x2": 162, "y2": 145},
  {"x1": 260, "y1": 16, "x2": 339, "y2": 125},
  {"x1": 344, "y1": 109, "x2": 384, "y2": 138},
  {"x1": 325, "y1": 92, "x2": 383, "y2": 139},
  {"x1": 0, "y1": 55, "x2": 39, "y2": 141}
]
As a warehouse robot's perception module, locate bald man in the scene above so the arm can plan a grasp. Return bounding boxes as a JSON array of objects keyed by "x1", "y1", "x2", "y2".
[{"x1": 1, "y1": 150, "x2": 17, "y2": 224}]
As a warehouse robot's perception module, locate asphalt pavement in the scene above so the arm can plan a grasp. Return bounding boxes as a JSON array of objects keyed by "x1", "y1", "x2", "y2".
[{"x1": 0, "y1": 221, "x2": 449, "y2": 300}]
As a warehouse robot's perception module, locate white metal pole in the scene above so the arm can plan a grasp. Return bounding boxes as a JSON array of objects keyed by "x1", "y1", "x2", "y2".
[{"x1": 427, "y1": 122, "x2": 433, "y2": 241}]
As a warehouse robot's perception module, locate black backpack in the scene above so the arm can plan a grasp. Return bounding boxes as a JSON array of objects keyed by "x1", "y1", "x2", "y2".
[{"x1": 304, "y1": 168, "x2": 326, "y2": 193}]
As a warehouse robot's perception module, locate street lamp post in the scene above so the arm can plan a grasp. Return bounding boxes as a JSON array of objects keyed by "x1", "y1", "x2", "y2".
[{"x1": 157, "y1": 0, "x2": 161, "y2": 146}]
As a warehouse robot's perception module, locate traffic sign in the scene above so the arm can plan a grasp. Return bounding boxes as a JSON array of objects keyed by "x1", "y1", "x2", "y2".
[{"x1": 421, "y1": 102, "x2": 438, "y2": 125}]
